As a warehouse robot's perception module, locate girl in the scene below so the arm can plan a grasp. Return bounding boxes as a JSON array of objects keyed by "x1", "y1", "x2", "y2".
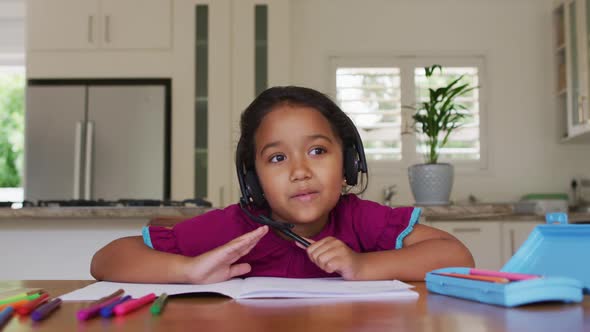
[{"x1": 91, "y1": 86, "x2": 474, "y2": 284}]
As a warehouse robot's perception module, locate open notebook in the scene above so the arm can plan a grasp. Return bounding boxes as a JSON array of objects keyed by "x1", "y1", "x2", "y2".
[{"x1": 60, "y1": 277, "x2": 418, "y2": 301}]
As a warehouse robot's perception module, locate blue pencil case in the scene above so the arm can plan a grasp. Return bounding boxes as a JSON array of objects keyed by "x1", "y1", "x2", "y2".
[{"x1": 426, "y1": 215, "x2": 590, "y2": 307}]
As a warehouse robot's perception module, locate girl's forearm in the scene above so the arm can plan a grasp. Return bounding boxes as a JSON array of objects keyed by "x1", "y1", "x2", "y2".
[
  {"x1": 90, "y1": 236, "x2": 190, "y2": 283},
  {"x1": 356, "y1": 239, "x2": 475, "y2": 281}
]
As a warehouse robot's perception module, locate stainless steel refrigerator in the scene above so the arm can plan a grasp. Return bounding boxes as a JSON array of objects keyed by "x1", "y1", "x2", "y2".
[{"x1": 24, "y1": 79, "x2": 171, "y2": 201}]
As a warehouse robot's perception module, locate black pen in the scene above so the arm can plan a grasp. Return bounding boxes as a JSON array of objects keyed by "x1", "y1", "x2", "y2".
[
  {"x1": 280, "y1": 228, "x2": 311, "y2": 248},
  {"x1": 257, "y1": 215, "x2": 311, "y2": 247},
  {"x1": 240, "y1": 204, "x2": 311, "y2": 248}
]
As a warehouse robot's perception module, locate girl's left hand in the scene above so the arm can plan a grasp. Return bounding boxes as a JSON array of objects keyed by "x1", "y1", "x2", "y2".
[{"x1": 297, "y1": 237, "x2": 363, "y2": 280}]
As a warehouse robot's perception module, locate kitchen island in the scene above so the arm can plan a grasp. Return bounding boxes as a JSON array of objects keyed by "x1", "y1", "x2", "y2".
[
  {"x1": 0, "y1": 204, "x2": 588, "y2": 280},
  {"x1": 0, "y1": 206, "x2": 209, "y2": 280}
]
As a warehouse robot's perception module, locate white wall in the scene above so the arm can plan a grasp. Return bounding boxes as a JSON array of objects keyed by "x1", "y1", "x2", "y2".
[
  {"x1": 288, "y1": 0, "x2": 590, "y2": 205},
  {"x1": 0, "y1": 0, "x2": 24, "y2": 64}
]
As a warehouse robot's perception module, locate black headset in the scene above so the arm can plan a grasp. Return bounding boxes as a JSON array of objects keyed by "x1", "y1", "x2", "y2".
[
  {"x1": 235, "y1": 112, "x2": 368, "y2": 246},
  {"x1": 237, "y1": 113, "x2": 367, "y2": 207}
]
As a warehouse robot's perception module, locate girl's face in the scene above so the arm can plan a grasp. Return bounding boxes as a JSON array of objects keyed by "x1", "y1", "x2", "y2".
[{"x1": 254, "y1": 104, "x2": 344, "y2": 236}]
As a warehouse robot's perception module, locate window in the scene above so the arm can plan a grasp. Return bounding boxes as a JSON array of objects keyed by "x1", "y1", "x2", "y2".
[
  {"x1": 0, "y1": 65, "x2": 25, "y2": 202},
  {"x1": 336, "y1": 68, "x2": 402, "y2": 161},
  {"x1": 0, "y1": 0, "x2": 26, "y2": 203},
  {"x1": 414, "y1": 67, "x2": 480, "y2": 161},
  {"x1": 332, "y1": 57, "x2": 486, "y2": 172}
]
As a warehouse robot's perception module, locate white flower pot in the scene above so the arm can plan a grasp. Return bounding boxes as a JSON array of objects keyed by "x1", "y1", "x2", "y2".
[{"x1": 408, "y1": 163, "x2": 454, "y2": 205}]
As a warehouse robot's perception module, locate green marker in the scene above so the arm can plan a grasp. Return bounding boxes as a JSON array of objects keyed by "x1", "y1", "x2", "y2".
[
  {"x1": 150, "y1": 293, "x2": 168, "y2": 315},
  {"x1": 0, "y1": 293, "x2": 41, "y2": 306}
]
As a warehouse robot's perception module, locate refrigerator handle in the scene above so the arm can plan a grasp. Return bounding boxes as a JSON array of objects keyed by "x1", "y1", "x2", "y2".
[
  {"x1": 84, "y1": 121, "x2": 94, "y2": 200},
  {"x1": 73, "y1": 121, "x2": 83, "y2": 199}
]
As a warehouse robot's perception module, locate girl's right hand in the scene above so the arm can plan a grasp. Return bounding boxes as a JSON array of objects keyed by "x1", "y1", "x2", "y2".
[{"x1": 183, "y1": 226, "x2": 269, "y2": 284}]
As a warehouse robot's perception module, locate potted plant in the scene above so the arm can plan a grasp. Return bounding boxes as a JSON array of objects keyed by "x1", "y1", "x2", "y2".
[{"x1": 405, "y1": 65, "x2": 476, "y2": 205}]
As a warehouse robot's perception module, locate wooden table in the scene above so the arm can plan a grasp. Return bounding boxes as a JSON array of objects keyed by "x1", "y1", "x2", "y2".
[{"x1": 1, "y1": 280, "x2": 588, "y2": 331}]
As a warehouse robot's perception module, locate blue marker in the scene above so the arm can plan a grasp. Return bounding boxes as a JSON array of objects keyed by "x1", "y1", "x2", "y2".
[
  {"x1": 0, "y1": 306, "x2": 14, "y2": 328},
  {"x1": 100, "y1": 295, "x2": 132, "y2": 318}
]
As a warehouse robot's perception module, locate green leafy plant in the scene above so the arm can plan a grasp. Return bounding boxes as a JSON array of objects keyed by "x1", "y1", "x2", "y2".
[
  {"x1": 0, "y1": 72, "x2": 25, "y2": 187},
  {"x1": 405, "y1": 65, "x2": 476, "y2": 164}
]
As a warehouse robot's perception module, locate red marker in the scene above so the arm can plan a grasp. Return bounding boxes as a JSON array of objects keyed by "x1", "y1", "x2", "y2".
[
  {"x1": 114, "y1": 293, "x2": 156, "y2": 316},
  {"x1": 434, "y1": 272, "x2": 510, "y2": 283},
  {"x1": 469, "y1": 268, "x2": 540, "y2": 281},
  {"x1": 15, "y1": 293, "x2": 49, "y2": 315}
]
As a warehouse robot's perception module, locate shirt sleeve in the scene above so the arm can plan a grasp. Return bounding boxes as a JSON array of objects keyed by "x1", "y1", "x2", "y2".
[
  {"x1": 141, "y1": 205, "x2": 248, "y2": 256},
  {"x1": 344, "y1": 195, "x2": 421, "y2": 251},
  {"x1": 142, "y1": 224, "x2": 182, "y2": 254}
]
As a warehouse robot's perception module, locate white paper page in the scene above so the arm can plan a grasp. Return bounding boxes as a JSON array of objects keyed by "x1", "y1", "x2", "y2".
[
  {"x1": 239, "y1": 277, "x2": 418, "y2": 299},
  {"x1": 59, "y1": 279, "x2": 244, "y2": 301},
  {"x1": 238, "y1": 296, "x2": 418, "y2": 307}
]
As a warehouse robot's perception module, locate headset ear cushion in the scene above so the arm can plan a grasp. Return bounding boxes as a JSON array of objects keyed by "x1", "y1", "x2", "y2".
[
  {"x1": 245, "y1": 170, "x2": 266, "y2": 206},
  {"x1": 343, "y1": 147, "x2": 359, "y2": 186}
]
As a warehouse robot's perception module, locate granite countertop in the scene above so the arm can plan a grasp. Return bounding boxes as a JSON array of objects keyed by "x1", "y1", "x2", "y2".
[
  {"x1": 1, "y1": 203, "x2": 589, "y2": 223},
  {"x1": 0, "y1": 206, "x2": 210, "y2": 219},
  {"x1": 420, "y1": 203, "x2": 590, "y2": 223},
  {"x1": 420, "y1": 203, "x2": 514, "y2": 220}
]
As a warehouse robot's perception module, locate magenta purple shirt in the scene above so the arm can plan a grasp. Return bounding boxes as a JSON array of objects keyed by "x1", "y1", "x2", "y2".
[{"x1": 142, "y1": 194, "x2": 421, "y2": 278}]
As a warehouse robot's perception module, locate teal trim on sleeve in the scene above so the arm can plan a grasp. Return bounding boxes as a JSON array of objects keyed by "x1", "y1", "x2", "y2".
[
  {"x1": 395, "y1": 207, "x2": 421, "y2": 249},
  {"x1": 142, "y1": 226, "x2": 154, "y2": 249}
]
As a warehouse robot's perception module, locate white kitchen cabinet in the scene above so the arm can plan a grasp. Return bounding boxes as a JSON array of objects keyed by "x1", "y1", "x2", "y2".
[
  {"x1": 27, "y1": 0, "x2": 171, "y2": 51},
  {"x1": 0, "y1": 217, "x2": 148, "y2": 279},
  {"x1": 501, "y1": 221, "x2": 542, "y2": 265},
  {"x1": 429, "y1": 221, "x2": 504, "y2": 270},
  {"x1": 429, "y1": 220, "x2": 544, "y2": 271},
  {"x1": 554, "y1": 0, "x2": 590, "y2": 142}
]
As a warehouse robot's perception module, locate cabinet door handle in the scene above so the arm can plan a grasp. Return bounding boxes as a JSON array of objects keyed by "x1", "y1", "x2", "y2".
[
  {"x1": 104, "y1": 15, "x2": 111, "y2": 43},
  {"x1": 452, "y1": 227, "x2": 482, "y2": 233},
  {"x1": 509, "y1": 229, "x2": 515, "y2": 256},
  {"x1": 84, "y1": 121, "x2": 94, "y2": 200},
  {"x1": 88, "y1": 15, "x2": 94, "y2": 43},
  {"x1": 73, "y1": 121, "x2": 83, "y2": 199},
  {"x1": 583, "y1": 96, "x2": 590, "y2": 123},
  {"x1": 578, "y1": 95, "x2": 586, "y2": 123}
]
